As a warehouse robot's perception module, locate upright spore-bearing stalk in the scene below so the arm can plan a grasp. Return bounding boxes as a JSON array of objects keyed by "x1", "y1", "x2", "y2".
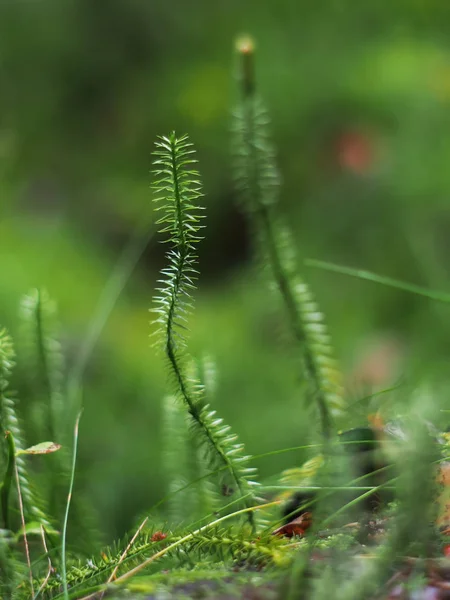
[
  {"x1": 232, "y1": 38, "x2": 345, "y2": 440},
  {"x1": 151, "y1": 133, "x2": 259, "y2": 526}
]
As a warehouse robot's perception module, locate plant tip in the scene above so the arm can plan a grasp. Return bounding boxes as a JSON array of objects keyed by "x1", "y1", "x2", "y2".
[
  {"x1": 236, "y1": 35, "x2": 256, "y2": 97},
  {"x1": 236, "y1": 35, "x2": 255, "y2": 55}
]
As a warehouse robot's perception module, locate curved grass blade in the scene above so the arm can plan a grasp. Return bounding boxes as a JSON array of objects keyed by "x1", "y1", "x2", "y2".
[{"x1": 305, "y1": 258, "x2": 450, "y2": 304}]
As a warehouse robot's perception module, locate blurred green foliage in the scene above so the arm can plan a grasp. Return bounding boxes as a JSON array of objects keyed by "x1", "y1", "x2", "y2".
[{"x1": 1, "y1": 0, "x2": 450, "y2": 543}]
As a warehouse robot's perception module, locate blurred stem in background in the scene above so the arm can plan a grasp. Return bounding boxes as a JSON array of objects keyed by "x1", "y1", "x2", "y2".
[{"x1": 67, "y1": 215, "x2": 154, "y2": 419}]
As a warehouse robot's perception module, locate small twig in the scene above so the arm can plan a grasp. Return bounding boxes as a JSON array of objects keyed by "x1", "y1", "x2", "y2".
[
  {"x1": 78, "y1": 500, "x2": 280, "y2": 600},
  {"x1": 15, "y1": 462, "x2": 34, "y2": 596},
  {"x1": 114, "y1": 500, "x2": 280, "y2": 585},
  {"x1": 100, "y1": 516, "x2": 148, "y2": 597},
  {"x1": 33, "y1": 525, "x2": 54, "y2": 600}
]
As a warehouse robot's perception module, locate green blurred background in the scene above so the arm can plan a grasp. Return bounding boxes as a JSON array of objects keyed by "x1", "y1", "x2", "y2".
[{"x1": 1, "y1": 0, "x2": 450, "y2": 543}]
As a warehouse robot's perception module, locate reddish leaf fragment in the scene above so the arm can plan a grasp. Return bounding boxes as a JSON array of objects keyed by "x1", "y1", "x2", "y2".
[
  {"x1": 151, "y1": 531, "x2": 167, "y2": 542},
  {"x1": 272, "y1": 513, "x2": 312, "y2": 538}
]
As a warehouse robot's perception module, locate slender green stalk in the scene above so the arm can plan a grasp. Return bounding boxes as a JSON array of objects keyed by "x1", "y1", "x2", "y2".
[
  {"x1": 61, "y1": 411, "x2": 82, "y2": 600},
  {"x1": 232, "y1": 39, "x2": 344, "y2": 441},
  {"x1": 1, "y1": 430, "x2": 15, "y2": 529},
  {"x1": 265, "y1": 485, "x2": 394, "y2": 491},
  {"x1": 35, "y1": 290, "x2": 55, "y2": 440},
  {"x1": 152, "y1": 133, "x2": 259, "y2": 526},
  {"x1": 305, "y1": 258, "x2": 450, "y2": 303},
  {"x1": 67, "y1": 216, "x2": 154, "y2": 416}
]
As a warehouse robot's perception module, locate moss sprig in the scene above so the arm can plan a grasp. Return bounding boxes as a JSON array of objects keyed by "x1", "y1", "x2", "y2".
[
  {"x1": 232, "y1": 38, "x2": 345, "y2": 441},
  {"x1": 151, "y1": 132, "x2": 259, "y2": 526}
]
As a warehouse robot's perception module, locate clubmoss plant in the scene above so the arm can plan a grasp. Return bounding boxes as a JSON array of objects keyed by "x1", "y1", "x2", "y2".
[
  {"x1": 151, "y1": 132, "x2": 260, "y2": 526},
  {"x1": 232, "y1": 37, "x2": 345, "y2": 444}
]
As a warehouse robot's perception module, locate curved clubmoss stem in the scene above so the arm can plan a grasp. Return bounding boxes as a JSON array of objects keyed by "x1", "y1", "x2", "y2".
[{"x1": 153, "y1": 133, "x2": 257, "y2": 528}]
